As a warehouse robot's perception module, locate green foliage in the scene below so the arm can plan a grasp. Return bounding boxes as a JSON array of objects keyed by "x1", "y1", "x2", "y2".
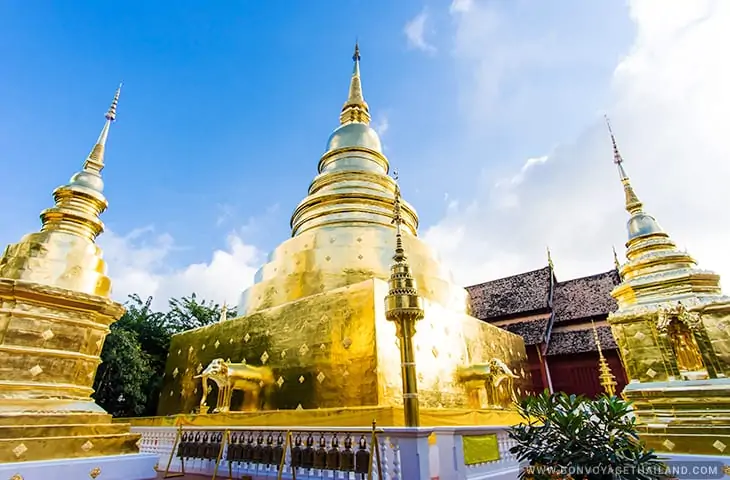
[
  {"x1": 92, "y1": 293, "x2": 233, "y2": 417},
  {"x1": 93, "y1": 327, "x2": 153, "y2": 417},
  {"x1": 166, "y1": 293, "x2": 236, "y2": 331},
  {"x1": 509, "y1": 391, "x2": 669, "y2": 480}
]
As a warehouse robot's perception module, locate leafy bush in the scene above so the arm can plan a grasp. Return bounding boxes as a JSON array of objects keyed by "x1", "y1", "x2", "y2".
[{"x1": 509, "y1": 391, "x2": 669, "y2": 480}]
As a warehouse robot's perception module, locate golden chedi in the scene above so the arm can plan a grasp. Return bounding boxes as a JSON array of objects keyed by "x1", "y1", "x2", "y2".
[
  {"x1": 156, "y1": 44, "x2": 530, "y2": 427},
  {"x1": 606, "y1": 118, "x2": 730, "y2": 457},
  {"x1": 0, "y1": 87, "x2": 145, "y2": 464}
]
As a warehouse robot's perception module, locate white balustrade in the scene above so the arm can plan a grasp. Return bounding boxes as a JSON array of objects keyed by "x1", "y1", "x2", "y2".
[{"x1": 131, "y1": 424, "x2": 521, "y2": 480}]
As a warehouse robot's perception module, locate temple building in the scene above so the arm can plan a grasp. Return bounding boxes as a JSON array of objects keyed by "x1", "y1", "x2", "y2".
[{"x1": 466, "y1": 256, "x2": 629, "y2": 398}]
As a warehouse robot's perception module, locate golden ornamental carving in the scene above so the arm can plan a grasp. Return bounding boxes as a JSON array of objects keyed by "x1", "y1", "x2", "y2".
[{"x1": 89, "y1": 467, "x2": 102, "y2": 479}]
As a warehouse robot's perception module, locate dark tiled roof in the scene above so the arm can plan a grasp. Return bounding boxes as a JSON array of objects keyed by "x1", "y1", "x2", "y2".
[
  {"x1": 545, "y1": 325, "x2": 618, "y2": 356},
  {"x1": 552, "y1": 270, "x2": 620, "y2": 323},
  {"x1": 466, "y1": 267, "x2": 552, "y2": 320},
  {"x1": 501, "y1": 318, "x2": 550, "y2": 346}
]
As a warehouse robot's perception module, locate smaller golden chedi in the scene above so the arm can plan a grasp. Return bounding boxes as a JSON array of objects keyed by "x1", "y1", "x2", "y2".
[
  {"x1": 605, "y1": 117, "x2": 730, "y2": 457},
  {"x1": 591, "y1": 320, "x2": 617, "y2": 397},
  {"x1": 0, "y1": 86, "x2": 143, "y2": 463}
]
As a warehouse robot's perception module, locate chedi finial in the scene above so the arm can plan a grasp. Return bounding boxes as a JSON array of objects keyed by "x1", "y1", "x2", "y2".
[
  {"x1": 340, "y1": 42, "x2": 370, "y2": 125},
  {"x1": 604, "y1": 115, "x2": 643, "y2": 215}
]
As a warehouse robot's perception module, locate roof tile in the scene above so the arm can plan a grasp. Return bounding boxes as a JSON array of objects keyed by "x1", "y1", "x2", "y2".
[{"x1": 466, "y1": 267, "x2": 552, "y2": 320}]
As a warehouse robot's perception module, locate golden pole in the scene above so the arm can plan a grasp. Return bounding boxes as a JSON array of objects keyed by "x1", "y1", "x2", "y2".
[
  {"x1": 397, "y1": 318, "x2": 421, "y2": 427},
  {"x1": 211, "y1": 429, "x2": 230, "y2": 480},
  {"x1": 163, "y1": 424, "x2": 185, "y2": 478},
  {"x1": 277, "y1": 431, "x2": 293, "y2": 480}
]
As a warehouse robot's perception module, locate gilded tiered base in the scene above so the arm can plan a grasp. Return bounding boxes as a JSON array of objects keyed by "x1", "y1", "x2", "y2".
[
  {"x1": 158, "y1": 278, "x2": 530, "y2": 420},
  {"x1": 0, "y1": 279, "x2": 142, "y2": 463},
  {"x1": 624, "y1": 379, "x2": 730, "y2": 457},
  {"x1": 0, "y1": 412, "x2": 141, "y2": 463}
]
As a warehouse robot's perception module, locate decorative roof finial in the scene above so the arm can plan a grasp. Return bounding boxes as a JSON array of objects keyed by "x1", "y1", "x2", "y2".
[
  {"x1": 340, "y1": 41, "x2": 371, "y2": 125},
  {"x1": 220, "y1": 303, "x2": 228, "y2": 322},
  {"x1": 612, "y1": 245, "x2": 622, "y2": 276},
  {"x1": 391, "y1": 169, "x2": 406, "y2": 262},
  {"x1": 591, "y1": 320, "x2": 617, "y2": 397},
  {"x1": 604, "y1": 115, "x2": 643, "y2": 215},
  {"x1": 546, "y1": 246, "x2": 554, "y2": 270}
]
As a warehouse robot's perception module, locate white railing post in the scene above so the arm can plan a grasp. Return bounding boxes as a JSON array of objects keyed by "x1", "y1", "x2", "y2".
[
  {"x1": 433, "y1": 428, "x2": 458, "y2": 480},
  {"x1": 386, "y1": 428, "x2": 433, "y2": 480}
]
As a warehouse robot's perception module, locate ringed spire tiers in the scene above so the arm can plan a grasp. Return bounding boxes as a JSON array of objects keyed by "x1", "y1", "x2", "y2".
[
  {"x1": 237, "y1": 43, "x2": 462, "y2": 317},
  {"x1": 0, "y1": 86, "x2": 122, "y2": 297}
]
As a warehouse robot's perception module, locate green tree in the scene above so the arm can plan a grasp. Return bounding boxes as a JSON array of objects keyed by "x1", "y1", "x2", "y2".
[
  {"x1": 93, "y1": 293, "x2": 236, "y2": 417},
  {"x1": 509, "y1": 391, "x2": 669, "y2": 480},
  {"x1": 93, "y1": 327, "x2": 154, "y2": 417},
  {"x1": 166, "y1": 293, "x2": 236, "y2": 332}
]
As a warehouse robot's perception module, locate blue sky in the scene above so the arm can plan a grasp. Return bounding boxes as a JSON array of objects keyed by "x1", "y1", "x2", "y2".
[{"x1": 2, "y1": 1, "x2": 727, "y2": 308}]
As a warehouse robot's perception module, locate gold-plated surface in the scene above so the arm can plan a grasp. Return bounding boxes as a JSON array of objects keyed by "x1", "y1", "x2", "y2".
[
  {"x1": 384, "y1": 176, "x2": 424, "y2": 427},
  {"x1": 158, "y1": 279, "x2": 530, "y2": 419},
  {"x1": 606, "y1": 119, "x2": 730, "y2": 456},
  {"x1": 0, "y1": 87, "x2": 141, "y2": 463},
  {"x1": 122, "y1": 406, "x2": 523, "y2": 428}
]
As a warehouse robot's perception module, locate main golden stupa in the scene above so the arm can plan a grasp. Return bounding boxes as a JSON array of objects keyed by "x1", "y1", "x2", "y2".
[
  {"x1": 155, "y1": 45, "x2": 530, "y2": 427},
  {"x1": 606, "y1": 120, "x2": 730, "y2": 457}
]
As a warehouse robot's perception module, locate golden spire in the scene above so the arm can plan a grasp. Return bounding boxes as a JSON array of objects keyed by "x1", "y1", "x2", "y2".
[
  {"x1": 39, "y1": 85, "x2": 122, "y2": 240},
  {"x1": 605, "y1": 115, "x2": 643, "y2": 215},
  {"x1": 591, "y1": 320, "x2": 617, "y2": 396},
  {"x1": 546, "y1": 246, "x2": 554, "y2": 270},
  {"x1": 339, "y1": 41, "x2": 371, "y2": 125},
  {"x1": 384, "y1": 171, "x2": 424, "y2": 427}
]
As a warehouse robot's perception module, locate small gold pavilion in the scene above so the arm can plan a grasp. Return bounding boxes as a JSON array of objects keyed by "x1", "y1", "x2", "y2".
[
  {"x1": 153, "y1": 45, "x2": 530, "y2": 428},
  {"x1": 606, "y1": 119, "x2": 730, "y2": 457}
]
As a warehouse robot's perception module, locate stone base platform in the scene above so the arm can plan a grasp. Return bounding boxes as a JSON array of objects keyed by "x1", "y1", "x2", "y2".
[{"x1": 0, "y1": 453, "x2": 159, "y2": 480}]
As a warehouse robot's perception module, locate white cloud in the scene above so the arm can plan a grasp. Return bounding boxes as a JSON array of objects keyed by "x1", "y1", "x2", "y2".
[
  {"x1": 372, "y1": 114, "x2": 390, "y2": 137},
  {"x1": 404, "y1": 9, "x2": 437, "y2": 54},
  {"x1": 99, "y1": 228, "x2": 262, "y2": 311},
  {"x1": 425, "y1": 0, "x2": 730, "y2": 288},
  {"x1": 449, "y1": 0, "x2": 473, "y2": 14}
]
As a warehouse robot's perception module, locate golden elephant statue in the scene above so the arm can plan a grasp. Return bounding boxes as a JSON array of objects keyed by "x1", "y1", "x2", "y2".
[
  {"x1": 455, "y1": 358, "x2": 521, "y2": 408},
  {"x1": 195, "y1": 358, "x2": 275, "y2": 413}
]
